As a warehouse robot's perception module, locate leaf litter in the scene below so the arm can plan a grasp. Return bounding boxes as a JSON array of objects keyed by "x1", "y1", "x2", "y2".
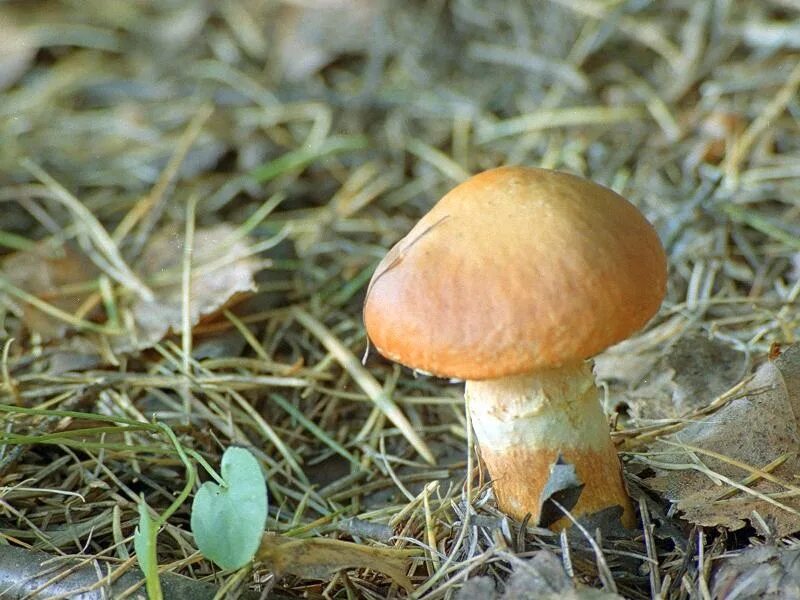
[
  {"x1": 456, "y1": 551, "x2": 623, "y2": 600},
  {"x1": 711, "y1": 542, "x2": 800, "y2": 600},
  {"x1": 641, "y1": 344, "x2": 800, "y2": 537},
  {"x1": 128, "y1": 223, "x2": 259, "y2": 351},
  {"x1": 2, "y1": 222, "x2": 261, "y2": 360},
  {"x1": 2, "y1": 242, "x2": 100, "y2": 340}
]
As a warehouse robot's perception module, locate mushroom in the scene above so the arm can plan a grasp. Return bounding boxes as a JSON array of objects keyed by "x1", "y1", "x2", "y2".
[{"x1": 363, "y1": 166, "x2": 667, "y2": 528}]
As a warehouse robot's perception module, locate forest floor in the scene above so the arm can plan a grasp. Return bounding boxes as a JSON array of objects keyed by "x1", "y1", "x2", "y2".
[{"x1": 1, "y1": 1, "x2": 800, "y2": 598}]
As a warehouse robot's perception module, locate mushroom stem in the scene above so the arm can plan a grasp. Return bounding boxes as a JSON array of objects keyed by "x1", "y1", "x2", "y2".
[{"x1": 465, "y1": 361, "x2": 634, "y2": 529}]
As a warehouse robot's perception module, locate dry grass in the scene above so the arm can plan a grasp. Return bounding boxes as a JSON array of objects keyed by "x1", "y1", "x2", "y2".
[{"x1": 1, "y1": 0, "x2": 799, "y2": 598}]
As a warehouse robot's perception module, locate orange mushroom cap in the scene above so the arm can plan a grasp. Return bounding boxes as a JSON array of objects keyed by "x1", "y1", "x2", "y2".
[{"x1": 363, "y1": 166, "x2": 667, "y2": 380}]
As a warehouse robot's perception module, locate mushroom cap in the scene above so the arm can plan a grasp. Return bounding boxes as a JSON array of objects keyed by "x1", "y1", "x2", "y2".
[{"x1": 363, "y1": 166, "x2": 667, "y2": 380}]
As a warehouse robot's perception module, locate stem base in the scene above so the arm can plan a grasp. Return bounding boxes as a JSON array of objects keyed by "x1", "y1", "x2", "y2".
[{"x1": 466, "y1": 362, "x2": 634, "y2": 529}]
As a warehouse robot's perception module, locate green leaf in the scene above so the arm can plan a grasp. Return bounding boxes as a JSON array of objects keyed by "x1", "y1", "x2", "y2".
[{"x1": 191, "y1": 446, "x2": 268, "y2": 570}]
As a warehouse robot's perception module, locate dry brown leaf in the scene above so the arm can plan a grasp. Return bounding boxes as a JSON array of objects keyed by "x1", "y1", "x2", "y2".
[
  {"x1": 128, "y1": 223, "x2": 258, "y2": 350},
  {"x1": 596, "y1": 332, "x2": 745, "y2": 419},
  {"x1": 2, "y1": 243, "x2": 100, "y2": 339},
  {"x1": 644, "y1": 344, "x2": 800, "y2": 536},
  {"x1": 256, "y1": 532, "x2": 415, "y2": 591}
]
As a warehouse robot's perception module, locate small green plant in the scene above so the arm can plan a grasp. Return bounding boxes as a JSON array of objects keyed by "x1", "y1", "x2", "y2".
[
  {"x1": 187, "y1": 446, "x2": 416, "y2": 589},
  {"x1": 134, "y1": 424, "x2": 197, "y2": 600},
  {"x1": 191, "y1": 446, "x2": 268, "y2": 571},
  {"x1": 133, "y1": 431, "x2": 267, "y2": 597}
]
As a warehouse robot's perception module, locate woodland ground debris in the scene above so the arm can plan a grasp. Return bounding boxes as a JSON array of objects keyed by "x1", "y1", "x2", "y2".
[{"x1": 1, "y1": 1, "x2": 800, "y2": 598}]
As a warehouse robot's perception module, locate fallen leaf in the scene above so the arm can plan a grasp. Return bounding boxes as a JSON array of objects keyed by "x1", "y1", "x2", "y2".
[
  {"x1": 643, "y1": 344, "x2": 800, "y2": 536},
  {"x1": 257, "y1": 532, "x2": 416, "y2": 591},
  {"x1": 456, "y1": 551, "x2": 623, "y2": 600},
  {"x1": 1, "y1": 242, "x2": 100, "y2": 339},
  {"x1": 127, "y1": 224, "x2": 258, "y2": 350},
  {"x1": 529, "y1": 455, "x2": 628, "y2": 534},
  {"x1": 596, "y1": 332, "x2": 746, "y2": 419},
  {"x1": 712, "y1": 543, "x2": 800, "y2": 599},
  {"x1": 664, "y1": 333, "x2": 747, "y2": 414},
  {"x1": 537, "y1": 455, "x2": 583, "y2": 528}
]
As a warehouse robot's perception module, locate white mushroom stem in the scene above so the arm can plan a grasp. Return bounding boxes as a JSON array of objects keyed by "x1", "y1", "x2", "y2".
[{"x1": 465, "y1": 360, "x2": 634, "y2": 528}]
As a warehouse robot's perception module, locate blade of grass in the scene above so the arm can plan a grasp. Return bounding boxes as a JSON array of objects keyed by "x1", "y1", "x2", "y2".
[
  {"x1": 0, "y1": 404, "x2": 153, "y2": 427},
  {"x1": 0, "y1": 230, "x2": 38, "y2": 252},
  {"x1": 180, "y1": 195, "x2": 198, "y2": 421},
  {"x1": 476, "y1": 104, "x2": 648, "y2": 142},
  {"x1": 248, "y1": 135, "x2": 368, "y2": 183},
  {"x1": 405, "y1": 138, "x2": 471, "y2": 183},
  {"x1": 722, "y1": 204, "x2": 800, "y2": 251},
  {"x1": 723, "y1": 60, "x2": 800, "y2": 187}
]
